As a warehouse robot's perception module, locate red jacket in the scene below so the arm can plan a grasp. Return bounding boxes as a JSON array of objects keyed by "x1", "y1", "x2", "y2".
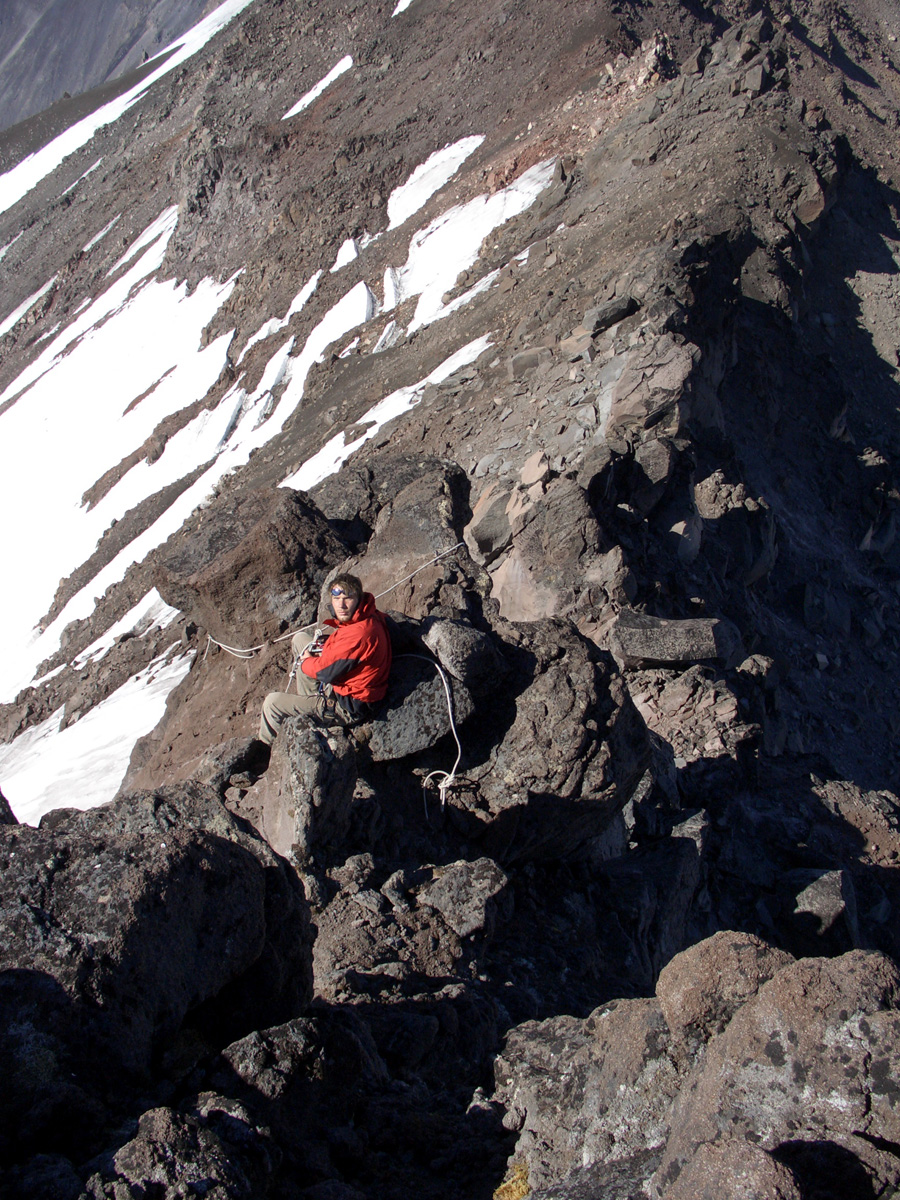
[{"x1": 301, "y1": 592, "x2": 391, "y2": 709}]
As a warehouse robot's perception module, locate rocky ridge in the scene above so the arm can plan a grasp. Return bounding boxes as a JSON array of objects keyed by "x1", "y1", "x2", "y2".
[{"x1": 2, "y1": 0, "x2": 900, "y2": 1196}]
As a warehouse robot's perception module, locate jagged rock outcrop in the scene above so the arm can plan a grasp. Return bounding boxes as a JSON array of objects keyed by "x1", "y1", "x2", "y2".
[
  {"x1": 0, "y1": 782, "x2": 312, "y2": 1167},
  {"x1": 234, "y1": 718, "x2": 358, "y2": 861},
  {"x1": 493, "y1": 937, "x2": 900, "y2": 1200},
  {"x1": 155, "y1": 486, "x2": 346, "y2": 647},
  {"x1": 458, "y1": 617, "x2": 651, "y2": 863}
]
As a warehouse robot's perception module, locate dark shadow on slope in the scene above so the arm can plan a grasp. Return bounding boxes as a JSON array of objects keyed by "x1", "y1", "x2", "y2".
[{"x1": 0, "y1": 48, "x2": 177, "y2": 180}]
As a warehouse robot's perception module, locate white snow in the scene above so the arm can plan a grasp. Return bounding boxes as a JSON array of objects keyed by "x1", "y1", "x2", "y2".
[
  {"x1": 107, "y1": 205, "x2": 179, "y2": 277},
  {"x1": 0, "y1": 207, "x2": 236, "y2": 702},
  {"x1": 0, "y1": 649, "x2": 194, "y2": 826},
  {"x1": 71, "y1": 589, "x2": 181, "y2": 669},
  {"x1": 0, "y1": 275, "x2": 57, "y2": 338},
  {"x1": 0, "y1": 0, "x2": 256, "y2": 219},
  {"x1": 83, "y1": 213, "x2": 121, "y2": 253},
  {"x1": 282, "y1": 55, "x2": 354, "y2": 120},
  {"x1": 0, "y1": 230, "x2": 23, "y2": 261},
  {"x1": 60, "y1": 158, "x2": 102, "y2": 198},
  {"x1": 330, "y1": 237, "x2": 359, "y2": 272},
  {"x1": 383, "y1": 157, "x2": 556, "y2": 331},
  {"x1": 387, "y1": 136, "x2": 484, "y2": 230},
  {"x1": 392, "y1": 0, "x2": 418, "y2": 14},
  {"x1": 281, "y1": 335, "x2": 492, "y2": 491},
  {"x1": 237, "y1": 270, "x2": 321, "y2": 363},
  {"x1": 0, "y1": 277, "x2": 377, "y2": 705}
]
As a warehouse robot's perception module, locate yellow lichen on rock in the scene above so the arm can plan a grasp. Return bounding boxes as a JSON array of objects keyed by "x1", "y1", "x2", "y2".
[{"x1": 493, "y1": 1161, "x2": 530, "y2": 1200}]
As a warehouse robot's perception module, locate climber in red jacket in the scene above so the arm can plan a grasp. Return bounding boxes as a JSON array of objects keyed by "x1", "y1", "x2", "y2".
[{"x1": 258, "y1": 573, "x2": 392, "y2": 745}]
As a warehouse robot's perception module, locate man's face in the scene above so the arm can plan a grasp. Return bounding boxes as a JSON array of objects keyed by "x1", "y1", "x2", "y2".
[{"x1": 331, "y1": 587, "x2": 359, "y2": 623}]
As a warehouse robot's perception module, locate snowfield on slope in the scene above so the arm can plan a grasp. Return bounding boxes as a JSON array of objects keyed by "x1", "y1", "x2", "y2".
[{"x1": 0, "y1": 85, "x2": 556, "y2": 822}]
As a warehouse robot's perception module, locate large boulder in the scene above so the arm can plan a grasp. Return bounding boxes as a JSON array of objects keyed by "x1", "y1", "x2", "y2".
[
  {"x1": 154, "y1": 486, "x2": 346, "y2": 646},
  {"x1": 420, "y1": 615, "x2": 509, "y2": 697},
  {"x1": 313, "y1": 854, "x2": 509, "y2": 1003},
  {"x1": 0, "y1": 783, "x2": 312, "y2": 1165},
  {"x1": 493, "y1": 999, "x2": 680, "y2": 1195},
  {"x1": 662, "y1": 1140, "x2": 802, "y2": 1200},
  {"x1": 609, "y1": 609, "x2": 743, "y2": 670},
  {"x1": 80, "y1": 1094, "x2": 280, "y2": 1200},
  {"x1": 342, "y1": 460, "x2": 474, "y2": 619},
  {"x1": 655, "y1": 931, "x2": 793, "y2": 1058},
  {"x1": 368, "y1": 653, "x2": 475, "y2": 762},
  {"x1": 233, "y1": 719, "x2": 358, "y2": 862},
  {"x1": 487, "y1": 477, "x2": 605, "y2": 622},
  {"x1": 459, "y1": 618, "x2": 651, "y2": 863},
  {"x1": 310, "y1": 454, "x2": 467, "y2": 550},
  {"x1": 653, "y1": 950, "x2": 900, "y2": 1195}
]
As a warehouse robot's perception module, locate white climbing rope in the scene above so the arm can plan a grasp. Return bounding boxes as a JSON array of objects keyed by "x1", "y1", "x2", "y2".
[
  {"x1": 202, "y1": 541, "x2": 466, "y2": 663},
  {"x1": 397, "y1": 653, "x2": 464, "y2": 817},
  {"x1": 201, "y1": 542, "x2": 470, "y2": 812}
]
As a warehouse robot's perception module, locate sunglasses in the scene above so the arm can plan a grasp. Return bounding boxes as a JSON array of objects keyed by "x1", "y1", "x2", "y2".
[{"x1": 330, "y1": 587, "x2": 356, "y2": 598}]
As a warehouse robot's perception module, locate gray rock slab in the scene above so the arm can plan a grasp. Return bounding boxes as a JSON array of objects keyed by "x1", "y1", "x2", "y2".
[
  {"x1": 415, "y1": 857, "x2": 509, "y2": 938},
  {"x1": 368, "y1": 655, "x2": 475, "y2": 762},
  {"x1": 610, "y1": 610, "x2": 743, "y2": 669}
]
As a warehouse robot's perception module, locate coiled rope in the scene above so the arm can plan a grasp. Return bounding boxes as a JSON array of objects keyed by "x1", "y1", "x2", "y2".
[{"x1": 396, "y1": 654, "x2": 463, "y2": 817}]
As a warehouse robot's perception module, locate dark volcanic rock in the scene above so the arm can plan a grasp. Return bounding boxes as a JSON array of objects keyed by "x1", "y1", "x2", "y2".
[
  {"x1": 234, "y1": 718, "x2": 359, "y2": 862},
  {"x1": 368, "y1": 653, "x2": 475, "y2": 763},
  {"x1": 155, "y1": 487, "x2": 346, "y2": 646},
  {"x1": 493, "y1": 998, "x2": 679, "y2": 1195},
  {"x1": 0, "y1": 783, "x2": 312, "y2": 1165},
  {"x1": 653, "y1": 950, "x2": 900, "y2": 1196},
  {"x1": 662, "y1": 1140, "x2": 802, "y2": 1200},
  {"x1": 460, "y1": 618, "x2": 651, "y2": 863},
  {"x1": 80, "y1": 1093, "x2": 279, "y2": 1200},
  {"x1": 0, "y1": 786, "x2": 17, "y2": 824},
  {"x1": 609, "y1": 609, "x2": 743, "y2": 670},
  {"x1": 421, "y1": 615, "x2": 510, "y2": 696},
  {"x1": 493, "y1": 940, "x2": 900, "y2": 1200},
  {"x1": 655, "y1": 930, "x2": 793, "y2": 1059}
]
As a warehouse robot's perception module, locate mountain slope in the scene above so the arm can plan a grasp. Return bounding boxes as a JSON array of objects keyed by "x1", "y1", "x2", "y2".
[
  {"x1": 1, "y1": 0, "x2": 900, "y2": 1195},
  {"x1": 0, "y1": 0, "x2": 214, "y2": 132}
]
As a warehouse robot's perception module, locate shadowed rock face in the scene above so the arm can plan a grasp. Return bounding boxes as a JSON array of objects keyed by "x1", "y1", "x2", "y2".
[{"x1": 0, "y1": 782, "x2": 312, "y2": 1166}]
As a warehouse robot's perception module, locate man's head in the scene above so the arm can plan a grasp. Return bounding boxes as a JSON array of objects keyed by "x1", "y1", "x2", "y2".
[{"x1": 329, "y1": 573, "x2": 363, "y2": 622}]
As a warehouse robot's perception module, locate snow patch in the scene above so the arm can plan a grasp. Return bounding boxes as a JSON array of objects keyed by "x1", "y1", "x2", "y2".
[
  {"x1": 107, "y1": 205, "x2": 178, "y2": 277},
  {"x1": 0, "y1": 650, "x2": 194, "y2": 826},
  {"x1": 0, "y1": 230, "x2": 23, "y2": 261},
  {"x1": 384, "y1": 158, "x2": 556, "y2": 332},
  {"x1": 83, "y1": 214, "x2": 121, "y2": 253},
  {"x1": 0, "y1": 275, "x2": 57, "y2": 338},
  {"x1": 387, "y1": 135, "x2": 484, "y2": 230},
  {"x1": 237, "y1": 270, "x2": 321, "y2": 363},
  {"x1": 60, "y1": 158, "x2": 102, "y2": 199},
  {"x1": 330, "y1": 237, "x2": 359, "y2": 272},
  {"x1": 282, "y1": 55, "x2": 354, "y2": 120},
  {"x1": 71, "y1": 589, "x2": 181, "y2": 669},
  {"x1": 0, "y1": 0, "x2": 257, "y2": 219},
  {"x1": 0, "y1": 208, "x2": 235, "y2": 703},
  {"x1": 281, "y1": 334, "x2": 492, "y2": 491}
]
